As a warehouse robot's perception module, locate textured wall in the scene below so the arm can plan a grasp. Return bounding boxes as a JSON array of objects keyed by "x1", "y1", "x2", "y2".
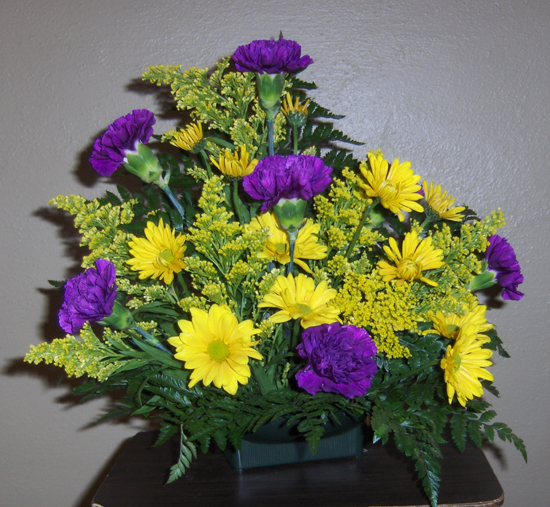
[{"x1": 2, "y1": 1, "x2": 549, "y2": 506}]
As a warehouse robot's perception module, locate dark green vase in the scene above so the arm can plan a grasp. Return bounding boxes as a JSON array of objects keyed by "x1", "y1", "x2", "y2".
[{"x1": 223, "y1": 413, "x2": 365, "y2": 470}]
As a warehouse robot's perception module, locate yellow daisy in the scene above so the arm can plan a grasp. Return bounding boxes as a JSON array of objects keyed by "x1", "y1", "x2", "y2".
[
  {"x1": 127, "y1": 218, "x2": 186, "y2": 284},
  {"x1": 170, "y1": 122, "x2": 204, "y2": 153},
  {"x1": 423, "y1": 181, "x2": 466, "y2": 222},
  {"x1": 281, "y1": 92, "x2": 310, "y2": 127},
  {"x1": 258, "y1": 273, "x2": 340, "y2": 328},
  {"x1": 440, "y1": 325, "x2": 494, "y2": 406},
  {"x1": 168, "y1": 305, "x2": 262, "y2": 395},
  {"x1": 359, "y1": 150, "x2": 424, "y2": 221},
  {"x1": 429, "y1": 303, "x2": 493, "y2": 340},
  {"x1": 248, "y1": 212, "x2": 327, "y2": 273},
  {"x1": 210, "y1": 145, "x2": 258, "y2": 178},
  {"x1": 378, "y1": 231, "x2": 444, "y2": 286}
]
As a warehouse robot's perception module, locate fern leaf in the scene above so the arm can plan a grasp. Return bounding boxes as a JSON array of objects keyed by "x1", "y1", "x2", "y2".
[{"x1": 166, "y1": 427, "x2": 197, "y2": 484}]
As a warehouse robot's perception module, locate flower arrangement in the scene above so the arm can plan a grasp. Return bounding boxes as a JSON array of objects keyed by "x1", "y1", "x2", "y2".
[{"x1": 25, "y1": 37, "x2": 526, "y2": 506}]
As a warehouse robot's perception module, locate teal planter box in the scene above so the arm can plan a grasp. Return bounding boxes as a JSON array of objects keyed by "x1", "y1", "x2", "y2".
[{"x1": 223, "y1": 414, "x2": 365, "y2": 470}]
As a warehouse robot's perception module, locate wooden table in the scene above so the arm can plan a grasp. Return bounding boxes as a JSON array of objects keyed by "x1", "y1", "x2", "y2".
[{"x1": 92, "y1": 430, "x2": 504, "y2": 507}]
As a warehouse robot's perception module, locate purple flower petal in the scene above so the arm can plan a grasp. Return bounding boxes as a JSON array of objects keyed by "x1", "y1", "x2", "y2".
[
  {"x1": 243, "y1": 155, "x2": 332, "y2": 211},
  {"x1": 58, "y1": 259, "x2": 118, "y2": 334},
  {"x1": 233, "y1": 38, "x2": 313, "y2": 74},
  {"x1": 485, "y1": 234, "x2": 524, "y2": 301},
  {"x1": 89, "y1": 109, "x2": 156, "y2": 176},
  {"x1": 295, "y1": 323, "x2": 378, "y2": 399}
]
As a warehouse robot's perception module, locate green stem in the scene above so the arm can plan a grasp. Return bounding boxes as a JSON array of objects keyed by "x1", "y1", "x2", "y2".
[
  {"x1": 200, "y1": 150, "x2": 212, "y2": 178},
  {"x1": 292, "y1": 126, "x2": 299, "y2": 155},
  {"x1": 287, "y1": 229, "x2": 299, "y2": 275},
  {"x1": 233, "y1": 179, "x2": 245, "y2": 224},
  {"x1": 267, "y1": 119, "x2": 275, "y2": 157},
  {"x1": 133, "y1": 324, "x2": 171, "y2": 354},
  {"x1": 345, "y1": 198, "x2": 379, "y2": 259},
  {"x1": 160, "y1": 185, "x2": 186, "y2": 223},
  {"x1": 420, "y1": 216, "x2": 431, "y2": 229},
  {"x1": 176, "y1": 272, "x2": 191, "y2": 298},
  {"x1": 208, "y1": 136, "x2": 235, "y2": 150},
  {"x1": 291, "y1": 319, "x2": 301, "y2": 351}
]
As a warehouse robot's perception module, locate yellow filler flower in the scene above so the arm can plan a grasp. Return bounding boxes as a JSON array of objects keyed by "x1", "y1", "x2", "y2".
[
  {"x1": 170, "y1": 122, "x2": 204, "y2": 153},
  {"x1": 211, "y1": 145, "x2": 258, "y2": 178},
  {"x1": 127, "y1": 218, "x2": 186, "y2": 284},
  {"x1": 378, "y1": 230, "x2": 444, "y2": 286},
  {"x1": 248, "y1": 212, "x2": 327, "y2": 273},
  {"x1": 359, "y1": 151, "x2": 424, "y2": 221},
  {"x1": 440, "y1": 325, "x2": 494, "y2": 406},
  {"x1": 168, "y1": 305, "x2": 263, "y2": 395},
  {"x1": 259, "y1": 273, "x2": 340, "y2": 328},
  {"x1": 423, "y1": 181, "x2": 466, "y2": 222}
]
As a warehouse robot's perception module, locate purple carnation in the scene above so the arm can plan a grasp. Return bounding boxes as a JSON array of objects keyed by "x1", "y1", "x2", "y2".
[
  {"x1": 233, "y1": 38, "x2": 313, "y2": 74},
  {"x1": 58, "y1": 259, "x2": 118, "y2": 334},
  {"x1": 485, "y1": 234, "x2": 524, "y2": 301},
  {"x1": 89, "y1": 109, "x2": 156, "y2": 176},
  {"x1": 243, "y1": 155, "x2": 332, "y2": 211},
  {"x1": 296, "y1": 323, "x2": 378, "y2": 399}
]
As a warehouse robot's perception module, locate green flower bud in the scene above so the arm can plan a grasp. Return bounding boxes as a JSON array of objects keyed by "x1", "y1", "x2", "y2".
[
  {"x1": 256, "y1": 73, "x2": 285, "y2": 120},
  {"x1": 467, "y1": 266, "x2": 497, "y2": 292},
  {"x1": 124, "y1": 143, "x2": 164, "y2": 184},
  {"x1": 273, "y1": 198, "x2": 307, "y2": 233},
  {"x1": 101, "y1": 301, "x2": 135, "y2": 330}
]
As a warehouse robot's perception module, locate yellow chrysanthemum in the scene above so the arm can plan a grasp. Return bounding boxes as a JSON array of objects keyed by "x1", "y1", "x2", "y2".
[
  {"x1": 170, "y1": 122, "x2": 204, "y2": 153},
  {"x1": 378, "y1": 231, "x2": 444, "y2": 286},
  {"x1": 258, "y1": 273, "x2": 340, "y2": 328},
  {"x1": 168, "y1": 305, "x2": 262, "y2": 395},
  {"x1": 281, "y1": 92, "x2": 310, "y2": 117},
  {"x1": 429, "y1": 303, "x2": 493, "y2": 340},
  {"x1": 210, "y1": 145, "x2": 258, "y2": 178},
  {"x1": 440, "y1": 325, "x2": 494, "y2": 406},
  {"x1": 248, "y1": 212, "x2": 327, "y2": 273},
  {"x1": 359, "y1": 151, "x2": 424, "y2": 221},
  {"x1": 127, "y1": 218, "x2": 186, "y2": 284},
  {"x1": 423, "y1": 181, "x2": 466, "y2": 222}
]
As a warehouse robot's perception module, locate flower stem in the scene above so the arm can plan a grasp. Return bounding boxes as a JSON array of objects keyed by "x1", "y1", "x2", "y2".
[
  {"x1": 291, "y1": 319, "x2": 301, "y2": 351},
  {"x1": 233, "y1": 179, "x2": 246, "y2": 224},
  {"x1": 267, "y1": 119, "x2": 275, "y2": 156},
  {"x1": 133, "y1": 324, "x2": 171, "y2": 354},
  {"x1": 200, "y1": 150, "x2": 212, "y2": 178},
  {"x1": 208, "y1": 136, "x2": 235, "y2": 150},
  {"x1": 160, "y1": 185, "x2": 186, "y2": 223},
  {"x1": 292, "y1": 126, "x2": 299, "y2": 154},
  {"x1": 287, "y1": 229, "x2": 299, "y2": 275},
  {"x1": 345, "y1": 198, "x2": 379, "y2": 259}
]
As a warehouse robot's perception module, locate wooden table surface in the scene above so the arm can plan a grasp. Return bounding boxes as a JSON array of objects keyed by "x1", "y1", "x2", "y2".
[{"x1": 92, "y1": 430, "x2": 503, "y2": 507}]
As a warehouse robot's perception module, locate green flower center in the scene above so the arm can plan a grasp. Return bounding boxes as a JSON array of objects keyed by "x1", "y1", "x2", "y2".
[
  {"x1": 158, "y1": 249, "x2": 175, "y2": 267},
  {"x1": 397, "y1": 258, "x2": 422, "y2": 281},
  {"x1": 207, "y1": 340, "x2": 230, "y2": 362}
]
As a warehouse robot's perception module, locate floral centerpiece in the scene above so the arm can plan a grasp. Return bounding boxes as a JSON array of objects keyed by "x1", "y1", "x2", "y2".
[{"x1": 25, "y1": 37, "x2": 526, "y2": 506}]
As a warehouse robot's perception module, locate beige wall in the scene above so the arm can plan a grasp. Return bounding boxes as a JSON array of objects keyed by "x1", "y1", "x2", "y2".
[{"x1": 2, "y1": 1, "x2": 549, "y2": 505}]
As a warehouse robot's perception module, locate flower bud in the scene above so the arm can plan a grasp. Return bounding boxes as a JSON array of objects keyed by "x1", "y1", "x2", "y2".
[
  {"x1": 256, "y1": 73, "x2": 285, "y2": 120},
  {"x1": 124, "y1": 143, "x2": 164, "y2": 184},
  {"x1": 273, "y1": 198, "x2": 307, "y2": 233},
  {"x1": 101, "y1": 301, "x2": 135, "y2": 330}
]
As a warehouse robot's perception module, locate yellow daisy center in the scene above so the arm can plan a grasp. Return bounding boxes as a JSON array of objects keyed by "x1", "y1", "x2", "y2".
[
  {"x1": 397, "y1": 258, "x2": 422, "y2": 281},
  {"x1": 207, "y1": 340, "x2": 230, "y2": 362},
  {"x1": 379, "y1": 180, "x2": 399, "y2": 202},
  {"x1": 158, "y1": 249, "x2": 175, "y2": 266}
]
